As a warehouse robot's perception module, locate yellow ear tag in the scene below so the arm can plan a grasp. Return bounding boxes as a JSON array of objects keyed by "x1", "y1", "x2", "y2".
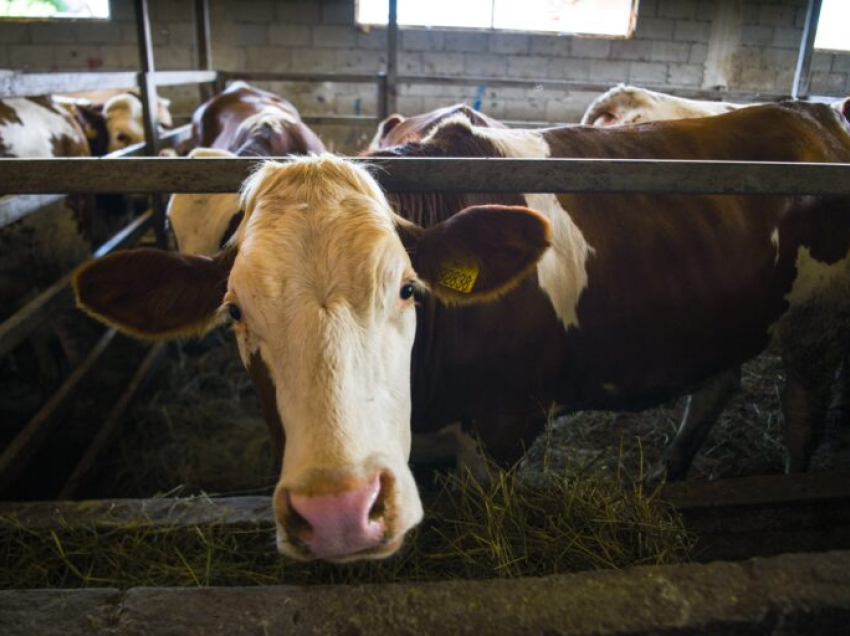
[
  {"x1": 85, "y1": 126, "x2": 97, "y2": 140},
  {"x1": 437, "y1": 260, "x2": 479, "y2": 293}
]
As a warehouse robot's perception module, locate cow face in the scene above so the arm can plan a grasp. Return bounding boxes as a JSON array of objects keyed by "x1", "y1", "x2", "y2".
[
  {"x1": 73, "y1": 155, "x2": 551, "y2": 562},
  {"x1": 104, "y1": 94, "x2": 173, "y2": 152}
]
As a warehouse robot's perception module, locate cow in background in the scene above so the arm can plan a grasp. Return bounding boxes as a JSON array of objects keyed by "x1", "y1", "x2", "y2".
[
  {"x1": 368, "y1": 103, "x2": 507, "y2": 151},
  {"x1": 167, "y1": 82, "x2": 325, "y2": 256}
]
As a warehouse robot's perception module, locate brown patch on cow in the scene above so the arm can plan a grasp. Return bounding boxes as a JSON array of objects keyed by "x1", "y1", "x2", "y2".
[
  {"x1": 415, "y1": 205, "x2": 551, "y2": 303},
  {"x1": 0, "y1": 100, "x2": 23, "y2": 126},
  {"x1": 219, "y1": 210, "x2": 245, "y2": 250},
  {"x1": 73, "y1": 247, "x2": 237, "y2": 340}
]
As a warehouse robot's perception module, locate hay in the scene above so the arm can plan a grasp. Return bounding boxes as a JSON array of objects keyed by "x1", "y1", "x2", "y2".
[{"x1": 0, "y1": 465, "x2": 691, "y2": 590}]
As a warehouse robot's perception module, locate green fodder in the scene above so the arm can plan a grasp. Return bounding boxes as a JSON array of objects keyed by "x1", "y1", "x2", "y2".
[{"x1": 0, "y1": 466, "x2": 692, "y2": 590}]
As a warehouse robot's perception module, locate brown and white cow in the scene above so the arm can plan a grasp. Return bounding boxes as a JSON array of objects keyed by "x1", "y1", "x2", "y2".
[
  {"x1": 167, "y1": 82, "x2": 325, "y2": 256},
  {"x1": 368, "y1": 102, "x2": 506, "y2": 151},
  {"x1": 74, "y1": 102, "x2": 850, "y2": 562}
]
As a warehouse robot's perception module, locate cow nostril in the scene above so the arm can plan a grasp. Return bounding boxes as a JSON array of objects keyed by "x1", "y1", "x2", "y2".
[
  {"x1": 284, "y1": 492, "x2": 313, "y2": 541},
  {"x1": 369, "y1": 471, "x2": 393, "y2": 521}
]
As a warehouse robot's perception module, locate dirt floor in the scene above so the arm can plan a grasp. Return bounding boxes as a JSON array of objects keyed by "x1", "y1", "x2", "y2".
[{"x1": 87, "y1": 329, "x2": 850, "y2": 499}]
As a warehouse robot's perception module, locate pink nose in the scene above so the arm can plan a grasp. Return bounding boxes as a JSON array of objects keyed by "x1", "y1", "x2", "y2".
[{"x1": 288, "y1": 473, "x2": 386, "y2": 559}]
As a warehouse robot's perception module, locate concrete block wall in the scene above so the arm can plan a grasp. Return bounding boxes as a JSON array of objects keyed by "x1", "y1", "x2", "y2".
[{"x1": 0, "y1": 0, "x2": 848, "y2": 126}]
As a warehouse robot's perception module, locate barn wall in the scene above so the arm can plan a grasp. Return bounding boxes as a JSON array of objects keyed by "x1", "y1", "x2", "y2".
[{"x1": 0, "y1": 0, "x2": 848, "y2": 124}]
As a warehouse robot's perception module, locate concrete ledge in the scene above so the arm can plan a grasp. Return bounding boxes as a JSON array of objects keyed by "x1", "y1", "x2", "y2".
[{"x1": 2, "y1": 551, "x2": 850, "y2": 635}]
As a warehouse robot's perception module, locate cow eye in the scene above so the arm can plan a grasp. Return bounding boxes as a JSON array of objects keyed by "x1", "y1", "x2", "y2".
[
  {"x1": 116, "y1": 132, "x2": 130, "y2": 143},
  {"x1": 400, "y1": 282, "x2": 415, "y2": 301},
  {"x1": 226, "y1": 303, "x2": 242, "y2": 321}
]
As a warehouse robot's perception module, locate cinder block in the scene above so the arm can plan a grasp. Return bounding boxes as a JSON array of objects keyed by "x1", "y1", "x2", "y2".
[
  {"x1": 268, "y1": 24, "x2": 312, "y2": 47},
  {"x1": 548, "y1": 58, "x2": 591, "y2": 80},
  {"x1": 673, "y1": 20, "x2": 711, "y2": 42},
  {"x1": 50, "y1": 45, "x2": 104, "y2": 69},
  {"x1": 588, "y1": 59, "x2": 629, "y2": 82},
  {"x1": 322, "y1": 1, "x2": 354, "y2": 26},
  {"x1": 464, "y1": 53, "x2": 505, "y2": 76},
  {"x1": 234, "y1": 23, "x2": 269, "y2": 47},
  {"x1": 155, "y1": 45, "x2": 195, "y2": 69},
  {"x1": 634, "y1": 17, "x2": 675, "y2": 40},
  {"x1": 276, "y1": 2, "x2": 321, "y2": 25},
  {"x1": 30, "y1": 23, "x2": 77, "y2": 44},
  {"x1": 290, "y1": 47, "x2": 336, "y2": 72},
  {"x1": 696, "y1": 0, "x2": 718, "y2": 21},
  {"x1": 832, "y1": 55, "x2": 850, "y2": 74},
  {"x1": 313, "y1": 25, "x2": 357, "y2": 48},
  {"x1": 809, "y1": 53, "x2": 832, "y2": 73},
  {"x1": 150, "y1": 0, "x2": 194, "y2": 22},
  {"x1": 245, "y1": 46, "x2": 291, "y2": 72},
  {"x1": 650, "y1": 40, "x2": 690, "y2": 62},
  {"x1": 120, "y1": 22, "x2": 139, "y2": 44},
  {"x1": 762, "y1": 47, "x2": 798, "y2": 68},
  {"x1": 570, "y1": 38, "x2": 611, "y2": 59},
  {"x1": 611, "y1": 39, "x2": 653, "y2": 61},
  {"x1": 357, "y1": 28, "x2": 386, "y2": 50},
  {"x1": 163, "y1": 22, "x2": 195, "y2": 46},
  {"x1": 741, "y1": 25, "x2": 774, "y2": 46},
  {"x1": 395, "y1": 95, "x2": 423, "y2": 115},
  {"x1": 0, "y1": 23, "x2": 29, "y2": 44},
  {"x1": 629, "y1": 61, "x2": 668, "y2": 83},
  {"x1": 638, "y1": 0, "x2": 658, "y2": 18},
  {"x1": 759, "y1": 5, "x2": 796, "y2": 27},
  {"x1": 772, "y1": 27, "x2": 802, "y2": 49},
  {"x1": 335, "y1": 49, "x2": 382, "y2": 72},
  {"x1": 810, "y1": 71, "x2": 849, "y2": 94},
  {"x1": 529, "y1": 35, "x2": 570, "y2": 57},
  {"x1": 657, "y1": 0, "x2": 697, "y2": 20},
  {"x1": 738, "y1": 65, "x2": 777, "y2": 91},
  {"x1": 667, "y1": 63, "x2": 704, "y2": 86},
  {"x1": 402, "y1": 30, "x2": 444, "y2": 52},
  {"x1": 214, "y1": 45, "x2": 245, "y2": 72},
  {"x1": 9, "y1": 44, "x2": 55, "y2": 69},
  {"x1": 689, "y1": 43, "x2": 708, "y2": 64},
  {"x1": 234, "y1": 0, "x2": 276, "y2": 24},
  {"x1": 74, "y1": 21, "x2": 124, "y2": 45},
  {"x1": 488, "y1": 33, "x2": 529, "y2": 55},
  {"x1": 103, "y1": 44, "x2": 140, "y2": 69},
  {"x1": 421, "y1": 52, "x2": 465, "y2": 76},
  {"x1": 507, "y1": 55, "x2": 549, "y2": 79},
  {"x1": 397, "y1": 51, "x2": 422, "y2": 74},
  {"x1": 444, "y1": 32, "x2": 488, "y2": 53},
  {"x1": 545, "y1": 97, "x2": 586, "y2": 124}
]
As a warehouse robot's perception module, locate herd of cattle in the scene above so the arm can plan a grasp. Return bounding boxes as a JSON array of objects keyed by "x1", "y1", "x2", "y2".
[{"x1": 4, "y1": 80, "x2": 850, "y2": 562}]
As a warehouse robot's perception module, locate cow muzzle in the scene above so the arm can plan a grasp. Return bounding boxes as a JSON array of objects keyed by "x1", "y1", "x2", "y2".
[{"x1": 275, "y1": 471, "x2": 403, "y2": 561}]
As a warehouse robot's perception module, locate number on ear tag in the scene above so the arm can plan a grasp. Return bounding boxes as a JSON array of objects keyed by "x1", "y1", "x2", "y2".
[{"x1": 437, "y1": 261, "x2": 479, "y2": 293}]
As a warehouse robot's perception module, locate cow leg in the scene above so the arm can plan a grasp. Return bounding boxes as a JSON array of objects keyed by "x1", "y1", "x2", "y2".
[
  {"x1": 650, "y1": 367, "x2": 741, "y2": 483},
  {"x1": 782, "y1": 375, "x2": 830, "y2": 473}
]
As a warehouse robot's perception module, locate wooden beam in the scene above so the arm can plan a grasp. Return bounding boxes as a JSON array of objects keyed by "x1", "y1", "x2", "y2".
[
  {"x1": 2, "y1": 157, "x2": 850, "y2": 196},
  {"x1": 0, "y1": 72, "x2": 138, "y2": 98}
]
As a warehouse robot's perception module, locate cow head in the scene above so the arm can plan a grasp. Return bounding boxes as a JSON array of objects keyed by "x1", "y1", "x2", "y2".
[
  {"x1": 73, "y1": 155, "x2": 551, "y2": 562},
  {"x1": 104, "y1": 93, "x2": 173, "y2": 152},
  {"x1": 167, "y1": 148, "x2": 244, "y2": 256}
]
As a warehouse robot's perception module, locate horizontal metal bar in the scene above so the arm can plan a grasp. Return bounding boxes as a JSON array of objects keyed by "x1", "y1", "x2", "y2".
[
  {"x1": 0, "y1": 328, "x2": 118, "y2": 494},
  {"x1": 0, "y1": 72, "x2": 139, "y2": 98},
  {"x1": 396, "y1": 74, "x2": 787, "y2": 103},
  {"x1": 59, "y1": 341, "x2": 167, "y2": 499},
  {"x1": 221, "y1": 70, "x2": 384, "y2": 85},
  {"x1": 0, "y1": 210, "x2": 153, "y2": 360},
  {"x1": 0, "y1": 194, "x2": 65, "y2": 230},
  {"x1": 2, "y1": 157, "x2": 850, "y2": 196},
  {"x1": 150, "y1": 70, "x2": 218, "y2": 87},
  {"x1": 104, "y1": 124, "x2": 193, "y2": 158}
]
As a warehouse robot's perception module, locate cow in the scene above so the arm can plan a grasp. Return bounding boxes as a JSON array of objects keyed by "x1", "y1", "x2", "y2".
[
  {"x1": 74, "y1": 102, "x2": 850, "y2": 562},
  {"x1": 581, "y1": 85, "x2": 751, "y2": 127},
  {"x1": 56, "y1": 92, "x2": 173, "y2": 156},
  {"x1": 368, "y1": 102, "x2": 507, "y2": 151},
  {"x1": 166, "y1": 82, "x2": 325, "y2": 257}
]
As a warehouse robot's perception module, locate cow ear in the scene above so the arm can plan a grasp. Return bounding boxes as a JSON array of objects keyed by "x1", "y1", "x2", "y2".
[
  {"x1": 410, "y1": 205, "x2": 551, "y2": 303},
  {"x1": 73, "y1": 247, "x2": 236, "y2": 340},
  {"x1": 380, "y1": 114, "x2": 404, "y2": 137}
]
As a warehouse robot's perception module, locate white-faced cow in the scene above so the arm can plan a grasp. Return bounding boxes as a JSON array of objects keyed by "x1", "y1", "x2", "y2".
[
  {"x1": 74, "y1": 102, "x2": 850, "y2": 562},
  {"x1": 167, "y1": 82, "x2": 325, "y2": 256}
]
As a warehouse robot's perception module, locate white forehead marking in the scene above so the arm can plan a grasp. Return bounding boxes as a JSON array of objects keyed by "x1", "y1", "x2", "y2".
[
  {"x1": 0, "y1": 98, "x2": 79, "y2": 157},
  {"x1": 770, "y1": 228, "x2": 780, "y2": 267},
  {"x1": 470, "y1": 124, "x2": 594, "y2": 330}
]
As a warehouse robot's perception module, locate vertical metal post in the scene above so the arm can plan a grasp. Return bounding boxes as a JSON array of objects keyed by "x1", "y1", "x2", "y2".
[
  {"x1": 792, "y1": 0, "x2": 822, "y2": 100},
  {"x1": 386, "y1": 0, "x2": 398, "y2": 116},
  {"x1": 195, "y1": 0, "x2": 214, "y2": 102},
  {"x1": 133, "y1": 0, "x2": 167, "y2": 248},
  {"x1": 377, "y1": 72, "x2": 389, "y2": 121}
]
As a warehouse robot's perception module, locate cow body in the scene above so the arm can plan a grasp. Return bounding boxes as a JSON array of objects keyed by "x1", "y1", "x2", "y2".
[
  {"x1": 167, "y1": 82, "x2": 326, "y2": 256},
  {"x1": 369, "y1": 103, "x2": 506, "y2": 151},
  {"x1": 75, "y1": 102, "x2": 850, "y2": 561}
]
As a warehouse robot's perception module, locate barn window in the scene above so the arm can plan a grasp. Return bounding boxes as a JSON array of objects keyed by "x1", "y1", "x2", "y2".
[
  {"x1": 0, "y1": 0, "x2": 110, "y2": 20},
  {"x1": 814, "y1": 0, "x2": 850, "y2": 53},
  {"x1": 357, "y1": 0, "x2": 638, "y2": 38}
]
